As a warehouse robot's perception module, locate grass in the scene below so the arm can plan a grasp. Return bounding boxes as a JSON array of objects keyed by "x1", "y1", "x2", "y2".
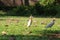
[{"x1": 0, "y1": 16, "x2": 60, "y2": 40}]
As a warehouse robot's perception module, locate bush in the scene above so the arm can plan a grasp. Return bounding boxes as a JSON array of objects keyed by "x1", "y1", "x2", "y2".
[
  {"x1": 34, "y1": 2, "x2": 44, "y2": 16},
  {"x1": 34, "y1": 2, "x2": 57, "y2": 17},
  {"x1": 43, "y1": 4, "x2": 57, "y2": 16},
  {"x1": 55, "y1": 5, "x2": 60, "y2": 17},
  {"x1": 6, "y1": 3, "x2": 58, "y2": 17},
  {"x1": 6, "y1": 5, "x2": 37, "y2": 16}
]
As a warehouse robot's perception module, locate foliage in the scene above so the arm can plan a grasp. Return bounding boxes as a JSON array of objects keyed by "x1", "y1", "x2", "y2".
[
  {"x1": 6, "y1": 3, "x2": 57, "y2": 17},
  {"x1": 39, "y1": 0, "x2": 55, "y2": 6},
  {"x1": 0, "y1": 0, "x2": 60, "y2": 17},
  {"x1": 55, "y1": 5, "x2": 60, "y2": 17}
]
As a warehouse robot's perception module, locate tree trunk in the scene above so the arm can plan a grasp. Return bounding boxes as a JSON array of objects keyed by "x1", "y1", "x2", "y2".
[{"x1": 24, "y1": 0, "x2": 29, "y2": 6}]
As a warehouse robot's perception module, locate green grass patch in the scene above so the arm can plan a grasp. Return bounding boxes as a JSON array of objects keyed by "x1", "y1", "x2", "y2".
[{"x1": 0, "y1": 16, "x2": 60, "y2": 40}]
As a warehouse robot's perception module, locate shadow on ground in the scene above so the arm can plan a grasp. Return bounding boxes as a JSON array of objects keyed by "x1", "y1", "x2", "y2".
[
  {"x1": 0, "y1": 30, "x2": 60, "y2": 40},
  {"x1": 0, "y1": 34, "x2": 60, "y2": 40}
]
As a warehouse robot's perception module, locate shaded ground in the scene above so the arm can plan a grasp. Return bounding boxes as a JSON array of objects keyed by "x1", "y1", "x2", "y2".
[{"x1": 0, "y1": 35, "x2": 60, "y2": 40}]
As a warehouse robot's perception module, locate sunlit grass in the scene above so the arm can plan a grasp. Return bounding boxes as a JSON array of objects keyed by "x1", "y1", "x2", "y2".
[{"x1": 0, "y1": 16, "x2": 60, "y2": 40}]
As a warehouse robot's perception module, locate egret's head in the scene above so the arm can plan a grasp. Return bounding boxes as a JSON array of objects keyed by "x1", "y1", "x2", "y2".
[{"x1": 29, "y1": 15, "x2": 33, "y2": 19}]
